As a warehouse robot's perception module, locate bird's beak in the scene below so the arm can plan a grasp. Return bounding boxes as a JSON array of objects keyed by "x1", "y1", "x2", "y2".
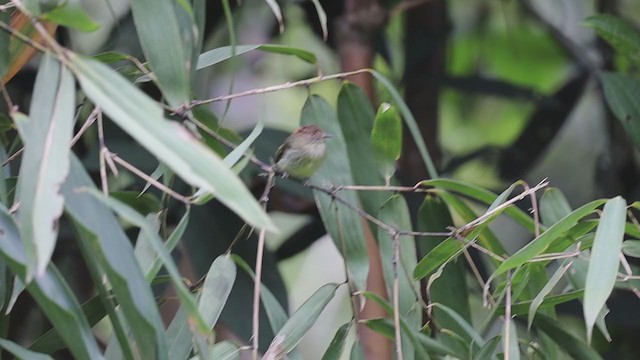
[{"x1": 323, "y1": 133, "x2": 334, "y2": 139}]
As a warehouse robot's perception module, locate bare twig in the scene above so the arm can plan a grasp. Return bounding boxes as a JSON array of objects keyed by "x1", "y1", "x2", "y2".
[
  {"x1": 0, "y1": 19, "x2": 48, "y2": 54},
  {"x1": 455, "y1": 178, "x2": 549, "y2": 235},
  {"x1": 109, "y1": 154, "x2": 191, "y2": 204},
  {"x1": 0, "y1": 84, "x2": 14, "y2": 110},
  {"x1": 504, "y1": 271, "x2": 513, "y2": 360},
  {"x1": 0, "y1": 2, "x2": 15, "y2": 11},
  {"x1": 330, "y1": 183, "x2": 431, "y2": 193},
  {"x1": 183, "y1": 69, "x2": 370, "y2": 111},
  {"x1": 11, "y1": 0, "x2": 66, "y2": 58},
  {"x1": 392, "y1": 233, "x2": 403, "y2": 360},
  {"x1": 252, "y1": 171, "x2": 276, "y2": 360},
  {"x1": 97, "y1": 109, "x2": 110, "y2": 195}
]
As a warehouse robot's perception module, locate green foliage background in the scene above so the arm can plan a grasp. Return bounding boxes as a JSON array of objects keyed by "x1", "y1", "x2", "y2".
[{"x1": 1, "y1": 0, "x2": 640, "y2": 359}]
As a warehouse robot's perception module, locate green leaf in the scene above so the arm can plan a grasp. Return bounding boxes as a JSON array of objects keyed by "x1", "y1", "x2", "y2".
[
  {"x1": 371, "y1": 103, "x2": 402, "y2": 181},
  {"x1": 196, "y1": 44, "x2": 317, "y2": 70},
  {"x1": 417, "y1": 194, "x2": 471, "y2": 353},
  {"x1": 599, "y1": 72, "x2": 640, "y2": 150},
  {"x1": 497, "y1": 290, "x2": 583, "y2": 316},
  {"x1": 584, "y1": 15, "x2": 640, "y2": 63},
  {"x1": 130, "y1": 0, "x2": 193, "y2": 107},
  {"x1": 263, "y1": 0, "x2": 284, "y2": 34},
  {"x1": 622, "y1": 240, "x2": 640, "y2": 258},
  {"x1": 26, "y1": 265, "x2": 103, "y2": 360},
  {"x1": 473, "y1": 336, "x2": 500, "y2": 360},
  {"x1": 142, "y1": 210, "x2": 190, "y2": 281},
  {"x1": 68, "y1": 55, "x2": 276, "y2": 232},
  {"x1": 85, "y1": 189, "x2": 208, "y2": 334},
  {"x1": 435, "y1": 190, "x2": 507, "y2": 261},
  {"x1": 309, "y1": 0, "x2": 328, "y2": 40},
  {"x1": 540, "y1": 188, "x2": 573, "y2": 227},
  {"x1": 189, "y1": 341, "x2": 240, "y2": 360},
  {"x1": 423, "y1": 179, "x2": 538, "y2": 233},
  {"x1": 266, "y1": 283, "x2": 340, "y2": 356},
  {"x1": 491, "y1": 199, "x2": 606, "y2": 279},
  {"x1": 63, "y1": 156, "x2": 167, "y2": 359},
  {"x1": 92, "y1": 51, "x2": 130, "y2": 64},
  {"x1": 321, "y1": 321, "x2": 352, "y2": 360},
  {"x1": 362, "y1": 318, "x2": 457, "y2": 357},
  {"x1": 370, "y1": 70, "x2": 438, "y2": 178},
  {"x1": 231, "y1": 255, "x2": 290, "y2": 333},
  {"x1": 42, "y1": 4, "x2": 100, "y2": 32},
  {"x1": 199, "y1": 255, "x2": 236, "y2": 329},
  {"x1": 360, "y1": 291, "x2": 431, "y2": 359},
  {"x1": 166, "y1": 306, "x2": 194, "y2": 360},
  {"x1": 15, "y1": 54, "x2": 75, "y2": 279},
  {"x1": 529, "y1": 314, "x2": 602, "y2": 360},
  {"x1": 30, "y1": 293, "x2": 109, "y2": 354},
  {"x1": 302, "y1": 95, "x2": 369, "y2": 293},
  {"x1": 336, "y1": 82, "x2": 388, "y2": 212},
  {"x1": 431, "y1": 303, "x2": 484, "y2": 352},
  {"x1": 528, "y1": 262, "x2": 571, "y2": 329},
  {"x1": 584, "y1": 196, "x2": 626, "y2": 341},
  {"x1": 0, "y1": 338, "x2": 52, "y2": 360},
  {"x1": 192, "y1": 121, "x2": 263, "y2": 205}
]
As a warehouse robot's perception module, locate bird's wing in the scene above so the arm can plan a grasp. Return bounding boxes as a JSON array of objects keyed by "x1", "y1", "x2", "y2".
[{"x1": 275, "y1": 141, "x2": 289, "y2": 163}]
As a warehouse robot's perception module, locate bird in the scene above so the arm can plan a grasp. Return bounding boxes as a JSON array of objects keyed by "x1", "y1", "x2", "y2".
[{"x1": 274, "y1": 124, "x2": 333, "y2": 179}]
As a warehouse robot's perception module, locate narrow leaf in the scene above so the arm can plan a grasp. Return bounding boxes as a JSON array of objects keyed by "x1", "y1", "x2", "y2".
[
  {"x1": 321, "y1": 321, "x2": 352, "y2": 360},
  {"x1": 130, "y1": 0, "x2": 193, "y2": 106},
  {"x1": 0, "y1": 338, "x2": 52, "y2": 360},
  {"x1": 599, "y1": 72, "x2": 640, "y2": 150},
  {"x1": 491, "y1": 199, "x2": 606, "y2": 279},
  {"x1": 530, "y1": 314, "x2": 602, "y2": 360},
  {"x1": 63, "y1": 157, "x2": 167, "y2": 359},
  {"x1": 528, "y1": 262, "x2": 572, "y2": 329},
  {"x1": 371, "y1": 103, "x2": 402, "y2": 181},
  {"x1": 198, "y1": 255, "x2": 236, "y2": 329},
  {"x1": 42, "y1": 4, "x2": 100, "y2": 32},
  {"x1": 584, "y1": 196, "x2": 626, "y2": 341},
  {"x1": 15, "y1": 54, "x2": 75, "y2": 278},
  {"x1": 85, "y1": 189, "x2": 208, "y2": 334},
  {"x1": 266, "y1": 283, "x2": 340, "y2": 356},
  {"x1": 68, "y1": 55, "x2": 276, "y2": 232},
  {"x1": 584, "y1": 15, "x2": 640, "y2": 63},
  {"x1": 302, "y1": 95, "x2": 369, "y2": 293}
]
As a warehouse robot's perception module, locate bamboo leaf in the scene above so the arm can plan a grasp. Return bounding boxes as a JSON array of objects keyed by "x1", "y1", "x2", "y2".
[
  {"x1": 130, "y1": 0, "x2": 193, "y2": 107},
  {"x1": 68, "y1": 55, "x2": 276, "y2": 232},
  {"x1": 584, "y1": 196, "x2": 626, "y2": 341},
  {"x1": 15, "y1": 54, "x2": 75, "y2": 279},
  {"x1": 265, "y1": 283, "x2": 340, "y2": 356}
]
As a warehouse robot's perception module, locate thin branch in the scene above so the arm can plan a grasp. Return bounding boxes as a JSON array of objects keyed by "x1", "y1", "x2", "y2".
[
  {"x1": 330, "y1": 183, "x2": 431, "y2": 193},
  {"x1": 306, "y1": 182, "x2": 450, "y2": 238},
  {"x1": 0, "y1": 2, "x2": 15, "y2": 11},
  {"x1": 392, "y1": 233, "x2": 403, "y2": 360},
  {"x1": 252, "y1": 228, "x2": 266, "y2": 360},
  {"x1": 0, "y1": 84, "x2": 15, "y2": 110},
  {"x1": 109, "y1": 154, "x2": 191, "y2": 205},
  {"x1": 97, "y1": 109, "x2": 109, "y2": 195},
  {"x1": 252, "y1": 171, "x2": 276, "y2": 360},
  {"x1": 70, "y1": 106, "x2": 100, "y2": 147},
  {"x1": 455, "y1": 178, "x2": 549, "y2": 235},
  {"x1": 182, "y1": 69, "x2": 370, "y2": 112},
  {"x1": 504, "y1": 271, "x2": 513, "y2": 360},
  {"x1": 0, "y1": 19, "x2": 48, "y2": 54}
]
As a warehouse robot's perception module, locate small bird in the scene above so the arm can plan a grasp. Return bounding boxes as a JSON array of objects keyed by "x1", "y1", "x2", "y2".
[{"x1": 275, "y1": 124, "x2": 333, "y2": 179}]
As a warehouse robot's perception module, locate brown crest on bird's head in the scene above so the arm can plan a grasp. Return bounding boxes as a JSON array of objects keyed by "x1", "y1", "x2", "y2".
[{"x1": 294, "y1": 125, "x2": 333, "y2": 141}]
